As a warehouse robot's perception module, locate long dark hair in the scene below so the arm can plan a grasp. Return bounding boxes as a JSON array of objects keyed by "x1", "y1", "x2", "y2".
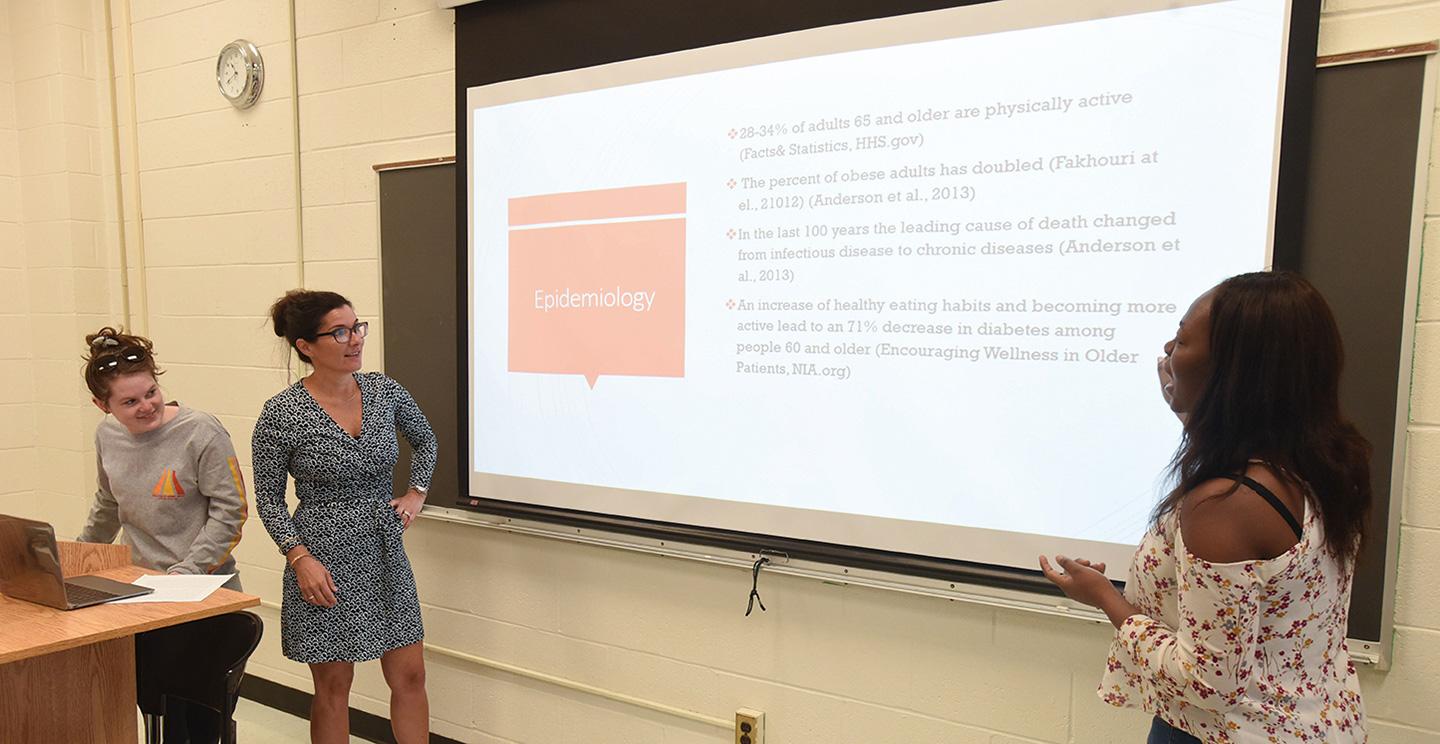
[{"x1": 1152, "y1": 271, "x2": 1371, "y2": 561}]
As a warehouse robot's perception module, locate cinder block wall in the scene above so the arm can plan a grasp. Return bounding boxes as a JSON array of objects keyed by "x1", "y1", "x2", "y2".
[{"x1": 0, "y1": 1, "x2": 30, "y2": 516}]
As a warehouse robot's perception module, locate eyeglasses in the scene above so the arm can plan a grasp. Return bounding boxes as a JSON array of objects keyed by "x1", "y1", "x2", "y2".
[
  {"x1": 310, "y1": 321, "x2": 369, "y2": 344},
  {"x1": 93, "y1": 347, "x2": 148, "y2": 374}
]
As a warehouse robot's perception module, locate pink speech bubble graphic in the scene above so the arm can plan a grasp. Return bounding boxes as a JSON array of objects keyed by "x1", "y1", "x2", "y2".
[{"x1": 508, "y1": 183, "x2": 686, "y2": 388}]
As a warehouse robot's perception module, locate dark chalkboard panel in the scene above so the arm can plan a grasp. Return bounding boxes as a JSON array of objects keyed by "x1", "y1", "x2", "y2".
[
  {"x1": 1296, "y1": 54, "x2": 1426, "y2": 646},
  {"x1": 379, "y1": 161, "x2": 458, "y2": 512}
]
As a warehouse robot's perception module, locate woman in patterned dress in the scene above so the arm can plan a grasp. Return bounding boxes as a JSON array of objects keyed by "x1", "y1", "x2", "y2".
[
  {"x1": 1039, "y1": 272, "x2": 1371, "y2": 744},
  {"x1": 252, "y1": 289, "x2": 437, "y2": 744}
]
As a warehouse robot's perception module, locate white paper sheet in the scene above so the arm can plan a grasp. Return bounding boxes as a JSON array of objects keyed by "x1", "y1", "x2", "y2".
[{"x1": 110, "y1": 573, "x2": 234, "y2": 603}]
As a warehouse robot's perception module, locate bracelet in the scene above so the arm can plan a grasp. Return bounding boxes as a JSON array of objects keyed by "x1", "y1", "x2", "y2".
[{"x1": 288, "y1": 552, "x2": 312, "y2": 567}]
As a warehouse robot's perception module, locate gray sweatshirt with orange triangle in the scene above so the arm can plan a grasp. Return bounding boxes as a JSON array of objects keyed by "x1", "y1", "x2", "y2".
[{"x1": 78, "y1": 403, "x2": 247, "y2": 587}]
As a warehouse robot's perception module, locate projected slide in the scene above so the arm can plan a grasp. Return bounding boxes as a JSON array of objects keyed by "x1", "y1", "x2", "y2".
[
  {"x1": 468, "y1": 0, "x2": 1290, "y2": 572},
  {"x1": 507, "y1": 184, "x2": 688, "y2": 388}
]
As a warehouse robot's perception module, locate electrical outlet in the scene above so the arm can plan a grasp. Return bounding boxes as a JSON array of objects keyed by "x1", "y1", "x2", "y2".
[{"x1": 735, "y1": 708, "x2": 764, "y2": 744}]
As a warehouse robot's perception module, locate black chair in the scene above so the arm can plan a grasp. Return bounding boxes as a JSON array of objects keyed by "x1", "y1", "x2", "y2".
[{"x1": 135, "y1": 611, "x2": 264, "y2": 744}]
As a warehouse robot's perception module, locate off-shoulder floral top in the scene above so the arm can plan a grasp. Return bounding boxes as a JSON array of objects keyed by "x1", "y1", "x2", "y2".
[{"x1": 1099, "y1": 498, "x2": 1366, "y2": 743}]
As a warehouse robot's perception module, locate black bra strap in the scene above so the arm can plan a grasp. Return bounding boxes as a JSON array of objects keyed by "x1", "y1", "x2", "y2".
[{"x1": 1226, "y1": 475, "x2": 1303, "y2": 540}]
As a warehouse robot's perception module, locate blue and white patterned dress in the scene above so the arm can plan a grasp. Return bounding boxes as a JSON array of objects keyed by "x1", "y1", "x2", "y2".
[{"x1": 251, "y1": 372, "x2": 437, "y2": 663}]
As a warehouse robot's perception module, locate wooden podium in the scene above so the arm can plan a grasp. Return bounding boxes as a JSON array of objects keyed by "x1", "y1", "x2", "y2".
[{"x1": 0, "y1": 541, "x2": 260, "y2": 743}]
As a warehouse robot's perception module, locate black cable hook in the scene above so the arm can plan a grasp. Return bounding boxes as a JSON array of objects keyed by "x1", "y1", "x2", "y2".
[{"x1": 745, "y1": 556, "x2": 770, "y2": 616}]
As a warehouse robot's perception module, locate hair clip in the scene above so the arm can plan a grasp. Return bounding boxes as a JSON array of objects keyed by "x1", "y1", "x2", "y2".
[{"x1": 90, "y1": 336, "x2": 120, "y2": 348}]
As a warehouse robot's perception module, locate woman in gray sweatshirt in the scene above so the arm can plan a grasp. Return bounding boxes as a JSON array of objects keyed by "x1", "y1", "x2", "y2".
[{"x1": 77, "y1": 327, "x2": 248, "y2": 589}]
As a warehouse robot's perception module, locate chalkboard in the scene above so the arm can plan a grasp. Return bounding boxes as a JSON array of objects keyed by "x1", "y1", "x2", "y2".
[
  {"x1": 379, "y1": 161, "x2": 459, "y2": 512},
  {"x1": 369, "y1": 1, "x2": 1422, "y2": 653},
  {"x1": 1295, "y1": 53, "x2": 1425, "y2": 646}
]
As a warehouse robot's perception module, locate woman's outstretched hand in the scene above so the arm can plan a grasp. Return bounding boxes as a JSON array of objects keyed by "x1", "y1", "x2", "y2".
[{"x1": 1039, "y1": 554, "x2": 1138, "y2": 629}]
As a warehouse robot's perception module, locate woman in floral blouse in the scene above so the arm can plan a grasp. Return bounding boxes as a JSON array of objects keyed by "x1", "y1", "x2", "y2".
[{"x1": 1040, "y1": 271, "x2": 1370, "y2": 744}]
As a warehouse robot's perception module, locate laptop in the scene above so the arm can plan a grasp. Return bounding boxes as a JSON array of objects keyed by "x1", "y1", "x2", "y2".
[{"x1": 0, "y1": 515, "x2": 153, "y2": 610}]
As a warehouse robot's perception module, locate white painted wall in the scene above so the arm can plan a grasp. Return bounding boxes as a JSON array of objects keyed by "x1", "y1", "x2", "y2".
[
  {"x1": 1, "y1": 1, "x2": 1438, "y2": 742},
  {"x1": 0, "y1": 0, "x2": 112, "y2": 528}
]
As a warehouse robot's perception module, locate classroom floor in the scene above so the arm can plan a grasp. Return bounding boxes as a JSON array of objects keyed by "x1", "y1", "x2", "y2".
[{"x1": 138, "y1": 698, "x2": 371, "y2": 743}]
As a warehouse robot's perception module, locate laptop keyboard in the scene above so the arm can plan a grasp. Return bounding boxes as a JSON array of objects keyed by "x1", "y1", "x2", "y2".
[{"x1": 64, "y1": 582, "x2": 117, "y2": 606}]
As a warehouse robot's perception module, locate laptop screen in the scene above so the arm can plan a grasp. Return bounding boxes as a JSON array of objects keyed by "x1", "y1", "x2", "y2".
[{"x1": 0, "y1": 515, "x2": 71, "y2": 608}]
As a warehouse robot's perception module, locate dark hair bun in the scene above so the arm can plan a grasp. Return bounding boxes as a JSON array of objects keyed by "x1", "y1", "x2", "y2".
[
  {"x1": 83, "y1": 327, "x2": 154, "y2": 359},
  {"x1": 269, "y1": 292, "x2": 298, "y2": 339}
]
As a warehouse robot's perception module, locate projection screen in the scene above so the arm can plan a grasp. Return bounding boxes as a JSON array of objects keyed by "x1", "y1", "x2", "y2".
[{"x1": 465, "y1": 0, "x2": 1308, "y2": 578}]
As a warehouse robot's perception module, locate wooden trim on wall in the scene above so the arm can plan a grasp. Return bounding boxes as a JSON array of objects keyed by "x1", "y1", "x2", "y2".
[
  {"x1": 373, "y1": 156, "x2": 456, "y2": 172},
  {"x1": 1319, "y1": 41, "x2": 1438, "y2": 68}
]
